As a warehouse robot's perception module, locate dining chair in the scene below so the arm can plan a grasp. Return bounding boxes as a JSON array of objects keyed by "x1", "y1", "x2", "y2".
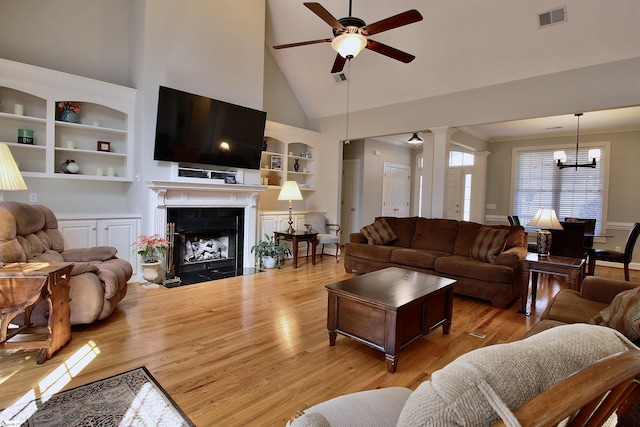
[
  {"x1": 549, "y1": 221, "x2": 586, "y2": 258},
  {"x1": 304, "y1": 212, "x2": 341, "y2": 262},
  {"x1": 507, "y1": 215, "x2": 520, "y2": 226},
  {"x1": 588, "y1": 222, "x2": 640, "y2": 280}
]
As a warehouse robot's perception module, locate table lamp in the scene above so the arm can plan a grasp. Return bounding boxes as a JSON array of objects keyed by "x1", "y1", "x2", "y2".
[
  {"x1": 278, "y1": 181, "x2": 303, "y2": 233},
  {"x1": 527, "y1": 208, "x2": 563, "y2": 257}
]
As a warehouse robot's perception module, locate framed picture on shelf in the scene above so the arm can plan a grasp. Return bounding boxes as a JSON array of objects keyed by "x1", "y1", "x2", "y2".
[
  {"x1": 270, "y1": 155, "x2": 282, "y2": 170},
  {"x1": 97, "y1": 141, "x2": 111, "y2": 152}
]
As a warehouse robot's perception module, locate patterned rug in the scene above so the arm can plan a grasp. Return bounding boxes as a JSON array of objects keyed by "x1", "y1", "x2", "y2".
[{"x1": 1, "y1": 367, "x2": 194, "y2": 426}]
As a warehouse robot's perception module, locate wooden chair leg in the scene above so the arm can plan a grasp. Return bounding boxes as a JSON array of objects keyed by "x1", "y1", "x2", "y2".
[
  {"x1": 335, "y1": 243, "x2": 339, "y2": 262},
  {"x1": 624, "y1": 264, "x2": 630, "y2": 281}
]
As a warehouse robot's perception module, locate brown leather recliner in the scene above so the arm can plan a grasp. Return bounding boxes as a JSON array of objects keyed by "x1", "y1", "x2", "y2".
[{"x1": 0, "y1": 202, "x2": 132, "y2": 325}]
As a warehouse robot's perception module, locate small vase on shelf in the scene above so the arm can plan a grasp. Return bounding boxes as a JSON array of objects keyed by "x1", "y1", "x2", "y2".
[
  {"x1": 60, "y1": 159, "x2": 80, "y2": 174},
  {"x1": 294, "y1": 158, "x2": 300, "y2": 172},
  {"x1": 59, "y1": 110, "x2": 79, "y2": 123}
]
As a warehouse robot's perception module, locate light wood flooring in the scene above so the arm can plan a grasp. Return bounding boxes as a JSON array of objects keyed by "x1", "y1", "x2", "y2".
[{"x1": 0, "y1": 258, "x2": 636, "y2": 426}]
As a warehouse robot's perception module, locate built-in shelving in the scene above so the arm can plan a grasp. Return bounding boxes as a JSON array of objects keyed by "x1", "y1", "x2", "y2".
[{"x1": 0, "y1": 58, "x2": 136, "y2": 182}]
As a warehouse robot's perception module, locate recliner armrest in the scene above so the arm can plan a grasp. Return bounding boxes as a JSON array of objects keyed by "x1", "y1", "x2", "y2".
[
  {"x1": 62, "y1": 246, "x2": 118, "y2": 262},
  {"x1": 580, "y1": 276, "x2": 640, "y2": 303}
]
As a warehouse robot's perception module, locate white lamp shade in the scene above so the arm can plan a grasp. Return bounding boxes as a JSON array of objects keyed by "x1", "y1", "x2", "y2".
[
  {"x1": 331, "y1": 33, "x2": 367, "y2": 58},
  {"x1": 527, "y1": 208, "x2": 563, "y2": 230},
  {"x1": 278, "y1": 181, "x2": 303, "y2": 201},
  {"x1": 588, "y1": 148, "x2": 601, "y2": 161},
  {"x1": 553, "y1": 151, "x2": 567, "y2": 163},
  {"x1": 0, "y1": 143, "x2": 27, "y2": 191}
]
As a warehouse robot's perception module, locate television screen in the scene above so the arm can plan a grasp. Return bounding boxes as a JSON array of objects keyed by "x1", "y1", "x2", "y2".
[{"x1": 153, "y1": 86, "x2": 266, "y2": 170}]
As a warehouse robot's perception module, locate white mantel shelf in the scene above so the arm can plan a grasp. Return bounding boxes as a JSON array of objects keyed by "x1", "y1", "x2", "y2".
[{"x1": 147, "y1": 180, "x2": 267, "y2": 193}]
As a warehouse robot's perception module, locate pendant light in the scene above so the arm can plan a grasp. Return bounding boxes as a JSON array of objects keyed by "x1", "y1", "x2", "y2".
[
  {"x1": 408, "y1": 133, "x2": 423, "y2": 144},
  {"x1": 554, "y1": 113, "x2": 601, "y2": 170}
]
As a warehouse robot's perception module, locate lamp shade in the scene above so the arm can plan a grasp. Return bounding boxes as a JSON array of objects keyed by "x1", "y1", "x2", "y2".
[
  {"x1": 527, "y1": 208, "x2": 563, "y2": 230},
  {"x1": 331, "y1": 33, "x2": 367, "y2": 58},
  {"x1": 278, "y1": 181, "x2": 303, "y2": 201},
  {"x1": 0, "y1": 143, "x2": 27, "y2": 191}
]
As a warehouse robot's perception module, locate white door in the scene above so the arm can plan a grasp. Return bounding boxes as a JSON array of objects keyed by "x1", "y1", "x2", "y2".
[
  {"x1": 382, "y1": 163, "x2": 411, "y2": 217},
  {"x1": 447, "y1": 169, "x2": 463, "y2": 220},
  {"x1": 341, "y1": 159, "x2": 360, "y2": 243}
]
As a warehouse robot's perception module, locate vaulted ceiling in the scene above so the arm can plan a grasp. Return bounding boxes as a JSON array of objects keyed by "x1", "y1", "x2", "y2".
[{"x1": 265, "y1": 0, "x2": 640, "y2": 140}]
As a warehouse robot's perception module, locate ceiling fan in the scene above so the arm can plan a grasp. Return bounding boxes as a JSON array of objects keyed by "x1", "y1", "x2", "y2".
[{"x1": 272, "y1": 1, "x2": 423, "y2": 73}]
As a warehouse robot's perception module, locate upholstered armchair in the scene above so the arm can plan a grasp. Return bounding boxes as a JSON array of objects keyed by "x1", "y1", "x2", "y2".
[
  {"x1": 304, "y1": 212, "x2": 341, "y2": 261},
  {"x1": 0, "y1": 202, "x2": 132, "y2": 325}
]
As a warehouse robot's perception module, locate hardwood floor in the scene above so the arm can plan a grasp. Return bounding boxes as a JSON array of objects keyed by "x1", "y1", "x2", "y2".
[{"x1": 0, "y1": 258, "x2": 636, "y2": 426}]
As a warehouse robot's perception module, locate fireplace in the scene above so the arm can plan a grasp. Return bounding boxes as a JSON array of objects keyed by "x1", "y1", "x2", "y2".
[
  {"x1": 167, "y1": 207, "x2": 244, "y2": 285},
  {"x1": 147, "y1": 180, "x2": 266, "y2": 286}
]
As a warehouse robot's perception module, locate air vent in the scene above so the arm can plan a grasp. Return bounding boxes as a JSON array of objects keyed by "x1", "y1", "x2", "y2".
[
  {"x1": 538, "y1": 6, "x2": 567, "y2": 27},
  {"x1": 333, "y1": 72, "x2": 347, "y2": 83}
]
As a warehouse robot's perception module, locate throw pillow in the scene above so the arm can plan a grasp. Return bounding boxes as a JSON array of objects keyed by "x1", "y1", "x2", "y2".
[
  {"x1": 469, "y1": 226, "x2": 509, "y2": 264},
  {"x1": 360, "y1": 218, "x2": 397, "y2": 245},
  {"x1": 589, "y1": 286, "x2": 640, "y2": 342}
]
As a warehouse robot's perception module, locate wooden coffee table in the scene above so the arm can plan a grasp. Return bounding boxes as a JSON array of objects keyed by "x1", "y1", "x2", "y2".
[{"x1": 325, "y1": 267, "x2": 456, "y2": 373}]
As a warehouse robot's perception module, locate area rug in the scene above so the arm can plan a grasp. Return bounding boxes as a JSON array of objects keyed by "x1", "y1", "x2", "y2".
[{"x1": 2, "y1": 367, "x2": 195, "y2": 426}]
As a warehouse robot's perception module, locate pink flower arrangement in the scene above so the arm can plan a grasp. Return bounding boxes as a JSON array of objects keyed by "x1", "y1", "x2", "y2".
[
  {"x1": 58, "y1": 101, "x2": 81, "y2": 114},
  {"x1": 133, "y1": 234, "x2": 169, "y2": 262}
]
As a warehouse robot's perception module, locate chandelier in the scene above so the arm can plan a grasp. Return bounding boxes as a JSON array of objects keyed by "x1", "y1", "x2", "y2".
[{"x1": 554, "y1": 113, "x2": 601, "y2": 170}]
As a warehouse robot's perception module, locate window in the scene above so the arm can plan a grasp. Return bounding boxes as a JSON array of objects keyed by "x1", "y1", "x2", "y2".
[{"x1": 512, "y1": 143, "x2": 609, "y2": 233}]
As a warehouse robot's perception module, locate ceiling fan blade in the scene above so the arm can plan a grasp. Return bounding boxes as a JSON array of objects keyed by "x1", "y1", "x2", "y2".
[
  {"x1": 304, "y1": 2, "x2": 345, "y2": 30},
  {"x1": 273, "y1": 38, "x2": 331, "y2": 49},
  {"x1": 331, "y1": 54, "x2": 347, "y2": 73},
  {"x1": 363, "y1": 9, "x2": 423, "y2": 36},
  {"x1": 366, "y1": 39, "x2": 415, "y2": 63}
]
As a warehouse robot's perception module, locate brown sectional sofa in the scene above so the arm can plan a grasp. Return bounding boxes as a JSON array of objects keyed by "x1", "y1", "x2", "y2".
[{"x1": 344, "y1": 217, "x2": 528, "y2": 308}]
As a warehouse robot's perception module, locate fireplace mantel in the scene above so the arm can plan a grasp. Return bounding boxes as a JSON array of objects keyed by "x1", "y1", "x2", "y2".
[{"x1": 147, "y1": 180, "x2": 267, "y2": 269}]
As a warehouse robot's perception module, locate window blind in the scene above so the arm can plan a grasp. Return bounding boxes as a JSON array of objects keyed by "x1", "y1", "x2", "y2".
[{"x1": 514, "y1": 145, "x2": 606, "y2": 233}]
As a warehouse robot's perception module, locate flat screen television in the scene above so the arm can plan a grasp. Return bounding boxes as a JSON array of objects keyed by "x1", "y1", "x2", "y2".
[{"x1": 153, "y1": 86, "x2": 266, "y2": 170}]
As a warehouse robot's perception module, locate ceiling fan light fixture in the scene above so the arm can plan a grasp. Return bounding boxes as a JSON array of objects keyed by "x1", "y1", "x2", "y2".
[
  {"x1": 408, "y1": 132, "x2": 423, "y2": 144},
  {"x1": 331, "y1": 33, "x2": 367, "y2": 58}
]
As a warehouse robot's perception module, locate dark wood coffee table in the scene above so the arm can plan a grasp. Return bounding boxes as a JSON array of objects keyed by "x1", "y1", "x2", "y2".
[{"x1": 325, "y1": 267, "x2": 456, "y2": 373}]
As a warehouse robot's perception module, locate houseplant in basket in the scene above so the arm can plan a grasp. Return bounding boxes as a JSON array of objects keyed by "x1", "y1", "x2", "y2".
[
  {"x1": 250, "y1": 234, "x2": 291, "y2": 269},
  {"x1": 132, "y1": 234, "x2": 169, "y2": 287}
]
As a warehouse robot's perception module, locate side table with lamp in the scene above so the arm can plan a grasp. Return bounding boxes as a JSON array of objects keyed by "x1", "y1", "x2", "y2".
[{"x1": 275, "y1": 181, "x2": 318, "y2": 268}]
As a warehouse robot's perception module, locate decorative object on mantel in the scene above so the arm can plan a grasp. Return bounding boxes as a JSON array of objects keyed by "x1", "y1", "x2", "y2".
[
  {"x1": 60, "y1": 159, "x2": 80, "y2": 174},
  {"x1": 57, "y1": 101, "x2": 81, "y2": 123},
  {"x1": 527, "y1": 208, "x2": 563, "y2": 257},
  {"x1": 278, "y1": 180, "x2": 304, "y2": 233},
  {"x1": 554, "y1": 113, "x2": 601, "y2": 170},
  {"x1": 132, "y1": 234, "x2": 169, "y2": 289},
  {"x1": 17, "y1": 128, "x2": 34, "y2": 144},
  {"x1": 97, "y1": 141, "x2": 111, "y2": 152}
]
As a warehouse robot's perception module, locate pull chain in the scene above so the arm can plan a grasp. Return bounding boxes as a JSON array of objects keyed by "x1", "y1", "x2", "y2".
[{"x1": 344, "y1": 59, "x2": 351, "y2": 144}]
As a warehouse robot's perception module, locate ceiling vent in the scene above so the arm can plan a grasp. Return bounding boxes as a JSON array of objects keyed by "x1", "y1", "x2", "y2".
[
  {"x1": 538, "y1": 6, "x2": 567, "y2": 28},
  {"x1": 333, "y1": 72, "x2": 347, "y2": 83}
]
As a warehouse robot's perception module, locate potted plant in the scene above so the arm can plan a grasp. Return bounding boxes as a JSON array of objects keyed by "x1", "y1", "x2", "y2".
[
  {"x1": 250, "y1": 234, "x2": 291, "y2": 268},
  {"x1": 132, "y1": 234, "x2": 170, "y2": 287}
]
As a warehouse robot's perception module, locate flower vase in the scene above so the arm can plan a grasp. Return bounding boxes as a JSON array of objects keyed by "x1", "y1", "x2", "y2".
[
  {"x1": 294, "y1": 158, "x2": 300, "y2": 172},
  {"x1": 59, "y1": 110, "x2": 79, "y2": 123},
  {"x1": 140, "y1": 260, "x2": 162, "y2": 289}
]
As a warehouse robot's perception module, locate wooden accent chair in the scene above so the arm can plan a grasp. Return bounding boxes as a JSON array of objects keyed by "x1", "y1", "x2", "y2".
[
  {"x1": 493, "y1": 350, "x2": 640, "y2": 427},
  {"x1": 588, "y1": 222, "x2": 640, "y2": 280}
]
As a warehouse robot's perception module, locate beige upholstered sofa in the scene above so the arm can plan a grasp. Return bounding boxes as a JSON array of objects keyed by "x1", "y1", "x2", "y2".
[
  {"x1": 0, "y1": 202, "x2": 132, "y2": 325},
  {"x1": 345, "y1": 217, "x2": 528, "y2": 308},
  {"x1": 287, "y1": 324, "x2": 637, "y2": 427}
]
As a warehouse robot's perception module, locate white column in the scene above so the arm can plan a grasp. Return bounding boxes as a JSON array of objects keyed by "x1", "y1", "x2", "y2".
[{"x1": 422, "y1": 127, "x2": 455, "y2": 218}]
